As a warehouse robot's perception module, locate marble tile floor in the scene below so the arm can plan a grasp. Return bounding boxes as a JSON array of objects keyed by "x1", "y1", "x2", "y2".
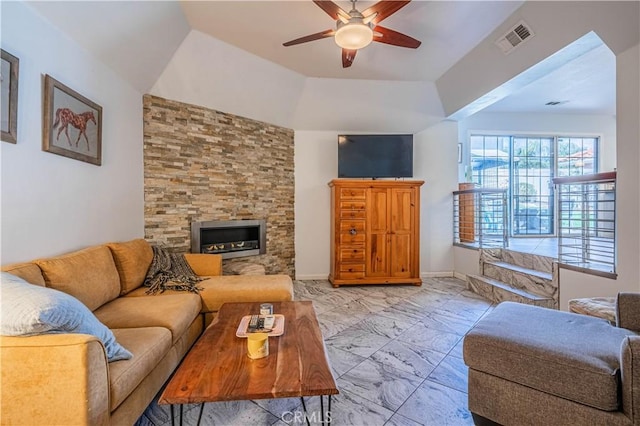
[{"x1": 135, "y1": 278, "x2": 495, "y2": 426}]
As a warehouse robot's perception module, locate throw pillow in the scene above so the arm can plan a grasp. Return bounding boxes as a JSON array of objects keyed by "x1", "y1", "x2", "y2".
[{"x1": 0, "y1": 272, "x2": 133, "y2": 362}]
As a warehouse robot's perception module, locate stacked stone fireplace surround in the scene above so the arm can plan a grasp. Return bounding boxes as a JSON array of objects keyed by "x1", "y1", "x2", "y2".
[{"x1": 143, "y1": 94, "x2": 295, "y2": 277}]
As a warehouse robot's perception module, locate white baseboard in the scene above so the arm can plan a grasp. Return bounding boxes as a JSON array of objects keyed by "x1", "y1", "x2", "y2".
[
  {"x1": 295, "y1": 274, "x2": 329, "y2": 281},
  {"x1": 420, "y1": 271, "x2": 454, "y2": 278},
  {"x1": 296, "y1": 272, "x2": 467, "y2": 281},
  {"x1": 453, "y1": 271, "x2": 468, "y2": 281}
]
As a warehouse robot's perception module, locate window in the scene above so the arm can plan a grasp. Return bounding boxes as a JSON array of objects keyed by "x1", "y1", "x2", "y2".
[
  {"x1": 557, "y1": 137, "x2": 598, "y2": 177},
  {"x1": 469, "y1": 134, "x2": 600, "y2": 237}
]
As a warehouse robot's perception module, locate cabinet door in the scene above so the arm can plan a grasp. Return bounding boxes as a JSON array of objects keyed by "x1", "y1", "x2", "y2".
[
  {"x1": 366, "y1": 188, "x2": 389, "y2": 277},
  {"x1": 390, "y1": 188, "x2": 414, "y2": 278}
]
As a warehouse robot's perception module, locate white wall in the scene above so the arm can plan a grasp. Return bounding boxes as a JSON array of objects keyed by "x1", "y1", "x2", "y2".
[
  {"x1": 453, "y1": 246, "x2": 481, "y2": 280},
  {"x1": 437, "y1": 1, "x2": 639, "y2": 118},
  {"x1": 0, "y1": 2, "x2": 144, "y2": 264},
  {"x1": 151, "y1": 30, "x2": 306, "y2": 130},
  {"x1": 294, "y1": 124, "x2": 459, "y2": 280},
  {"x1": 293, "y1": 131, "x2": 337, "y2": 279},
  {"x1": 293, "y1": 78, "x2": 443, "y2": 133},
  {"x1": 614, "y1": 44, "x2": 640, "y2": 289},
  {"x1": 556, "y1": 44, "x2": 639, "y2": 309},
  {"x1": 414, "y1": 121, "x2": 458, "y2": 276},
  {"x1": 150, "y1": 30, "x2": 446, "y2": 133}
]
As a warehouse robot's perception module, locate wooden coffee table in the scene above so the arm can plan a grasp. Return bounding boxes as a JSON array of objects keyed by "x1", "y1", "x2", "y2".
[{"x1": 159, "y1": 301, "x2": 338, "y2": 425}]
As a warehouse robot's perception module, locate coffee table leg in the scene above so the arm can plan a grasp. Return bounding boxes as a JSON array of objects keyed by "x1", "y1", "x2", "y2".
[
  {"x1": 321, "y1": 395, "x2": 332, "y2": 426},
  {"x1": 168, "y1": 405, "x2": 184, "y2": 426},
  {"x1": 196, "y1": 403, "x2": 205, "y2": 425},
  {"x1": 179, "y1": 404, "x2": 183, "y2": 426},
  {"x1": 299, "y1": 397, "x2": 311, "y2": 426}
]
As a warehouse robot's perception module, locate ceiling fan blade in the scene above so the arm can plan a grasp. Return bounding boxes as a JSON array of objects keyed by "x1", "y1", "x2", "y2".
[
  {"x1": 373, "y1": 25, "x2": 421, "y2": 48},
  {"x1": 342, "y1": 49, "x2": 357, "y2": 68},
  {"x1": 283, "y1": 29, "x2": 335, "y2": 47},
  {"x1": 313, "y1": 0, "x2": 350, "y2": 21},
  {"x1": 362, "y1": 1, "x2": 411, "y2": 25}
]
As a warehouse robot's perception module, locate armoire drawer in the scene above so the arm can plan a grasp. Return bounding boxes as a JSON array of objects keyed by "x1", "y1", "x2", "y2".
[
  {"x1": 339, "y1": 221, "x2": 365, "y2": 233},
  {"x1": 339, "y1": 200, "x2": 366, "y2": 211},
  {"x1": 339, "y1": 188, "x2": 366, "y2": 200},
  {"x1": 338, "y1": 247, "x2": 365, "y2": 262},
  {"x1": 339, "y1": 233, "x2": 365, "y2": 244},
  {"x1": 339, "y1": 209, "x2": 366, "y2": 219}
]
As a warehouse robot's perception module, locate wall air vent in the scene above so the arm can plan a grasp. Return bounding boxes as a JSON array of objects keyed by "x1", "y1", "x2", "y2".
[{"x1": 495, "y1": 20, "x2": 534, "y2": 55}]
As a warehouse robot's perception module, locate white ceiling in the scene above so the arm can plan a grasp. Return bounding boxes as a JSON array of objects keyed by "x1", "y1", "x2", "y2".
[
  {"x1": 27, "y1": 0, "x2": 617, "y2": 118},
  {"x1": 181, "y1": 0, "x2": 523, "y2": 81},
  {"x1": 484, "y1": 43, "x2": 616, "y2": 115},
  {"x1": 28, "y1": 1, "x2": 190, "y2": 92}
]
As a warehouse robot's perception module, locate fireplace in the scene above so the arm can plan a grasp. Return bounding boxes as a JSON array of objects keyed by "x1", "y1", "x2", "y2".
[{"x1": 191, "y1": 219, "x2": 266, "y2": 259}]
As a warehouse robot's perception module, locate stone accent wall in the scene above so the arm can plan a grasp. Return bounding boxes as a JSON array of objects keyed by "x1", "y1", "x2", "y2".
[{"x1": 143, "y1": 95, "x2": 295, "y2": 277}]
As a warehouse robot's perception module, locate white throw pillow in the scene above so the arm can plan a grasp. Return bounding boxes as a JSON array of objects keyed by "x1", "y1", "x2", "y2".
[{"x1": 0, "y1": 272, "x2": 132, "y2": 362}]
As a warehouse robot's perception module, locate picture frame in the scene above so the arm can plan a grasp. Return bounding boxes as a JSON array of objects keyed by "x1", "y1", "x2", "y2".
[
  {"x1": 458, "y1": 143, "x2": 462, "y2": 163},
  {"x1": 43, "y1": 75, "x2": 102, "y2": 166},
  {"x1": 1, "y1": 49, "x2": 19, "y2": 144}
]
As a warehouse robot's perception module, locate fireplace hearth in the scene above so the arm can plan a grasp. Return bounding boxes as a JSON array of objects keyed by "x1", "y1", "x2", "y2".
[{"x1": 191, "y1": 219, "x2": 266, "y2": 259}]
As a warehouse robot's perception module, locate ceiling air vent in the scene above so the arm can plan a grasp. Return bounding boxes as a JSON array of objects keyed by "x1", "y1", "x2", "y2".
[{"x1": 495, "y1": 20, "x2": 534, "y2": 55}]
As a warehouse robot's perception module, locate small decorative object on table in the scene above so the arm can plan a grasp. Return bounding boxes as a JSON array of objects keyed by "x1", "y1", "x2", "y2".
[
  {"x1": 247, "y1": 332, "x2": 269, "y2": 359},
  {"x1": 260, "y1": 303, "x2": 273, "y2": 315},
  {"x1": 236, "y1": 314, "x2": 285, "y2": 337}
]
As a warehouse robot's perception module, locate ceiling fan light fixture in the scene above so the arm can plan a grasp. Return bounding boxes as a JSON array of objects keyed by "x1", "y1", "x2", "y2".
[{"x1": 334, "y1": 22, "x2": 373, "y2": 50}]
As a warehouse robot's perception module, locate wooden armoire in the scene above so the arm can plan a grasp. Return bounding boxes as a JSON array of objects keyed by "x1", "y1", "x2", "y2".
[{"x1": 328, "y1": 179, "x2": 424, "y2": 288}]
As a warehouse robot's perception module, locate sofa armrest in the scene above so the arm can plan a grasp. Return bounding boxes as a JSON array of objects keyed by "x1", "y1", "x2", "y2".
[
  {"x1": 617, "y1": 293, "x2": 640, "y2": 331},
  {"x1": 620, "y1": 336, "x2": 640, "y2": 423},
  {"x1": 184, "y1": 253, "x2": 222, "y2": 277},
  {"x1": 0, "y1": 333, "x2": 110, "y2": 425}
]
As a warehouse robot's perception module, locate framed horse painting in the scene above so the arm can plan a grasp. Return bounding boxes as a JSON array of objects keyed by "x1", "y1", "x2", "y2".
[
  {"x1": 43, "y1": 75, "x2": 102, "y2": 165},
  {"x1": 1, "y1": 49, "x2": 19, "y2": 144}
]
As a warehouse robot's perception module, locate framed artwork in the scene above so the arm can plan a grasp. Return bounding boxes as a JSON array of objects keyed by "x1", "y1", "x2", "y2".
[
  {"x1": 1, "y1": 49, "x2": 19, "y2": 144},
  {"x1": 43, "y1": 75, "x2": 102, "y2": 165},
  {"x1": 458, "y1": 143, "x2": 462, "y2": 163}
]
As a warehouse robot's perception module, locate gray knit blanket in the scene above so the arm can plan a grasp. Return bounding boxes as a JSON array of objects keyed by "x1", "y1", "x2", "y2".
[{"x1": 143, "y1": 246, "x2": 204, "y2": 295}]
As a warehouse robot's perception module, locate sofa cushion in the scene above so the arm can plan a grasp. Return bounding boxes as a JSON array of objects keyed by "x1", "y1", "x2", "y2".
[
  {"x1": 108, "y1": 327, "x2": 172, "y2": 411},
  {"x1": 106, "y1": 239, "x2": 153, "y2": 295},
  {"x1": 0, "y1": 272, "x2": 132, "y2": 362},
  {"x1": 94, "y1": 294, "x2": 201, "y2": 344},
  {"x1": 464, "y1": 301, "x2": 637, "y2": 411},
  {"x1": 35, "y1": 245, "x2": 120, "y2": 311},
  {"x1": 124, "y1": 274, "x2": 294, "y2": 314},
  {"x1": 1, "y1": 263, "x2": 45, "y2": 286},
  {"x1": 184, "y1": 253, "x2": 222, "y2": 277}
]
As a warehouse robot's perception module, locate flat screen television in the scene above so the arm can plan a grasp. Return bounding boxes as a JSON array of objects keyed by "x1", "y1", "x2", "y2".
[{"x1": 338, "y1": 134, "x2": 413, "y2": 178}]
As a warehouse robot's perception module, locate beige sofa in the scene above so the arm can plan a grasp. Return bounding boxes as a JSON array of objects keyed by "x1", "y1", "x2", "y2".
[{"x1": 0, "y1": 239, "x2": 293, "y2": 425}]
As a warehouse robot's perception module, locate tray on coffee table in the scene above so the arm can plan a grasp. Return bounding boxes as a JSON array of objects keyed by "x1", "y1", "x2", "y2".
[{"x1": 235, "y1": 314, "x2": 285, "y2": 337}]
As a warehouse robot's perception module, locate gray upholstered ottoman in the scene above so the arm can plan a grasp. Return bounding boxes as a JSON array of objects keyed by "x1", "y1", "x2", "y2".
[{"x1": 463, "y1": 301, "x2": 638, "y2": 425}]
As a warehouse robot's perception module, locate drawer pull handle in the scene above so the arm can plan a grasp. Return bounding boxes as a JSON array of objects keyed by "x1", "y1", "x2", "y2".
[{"x1": 349, "y1": 228, "x2": 357, "y2": 235}]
